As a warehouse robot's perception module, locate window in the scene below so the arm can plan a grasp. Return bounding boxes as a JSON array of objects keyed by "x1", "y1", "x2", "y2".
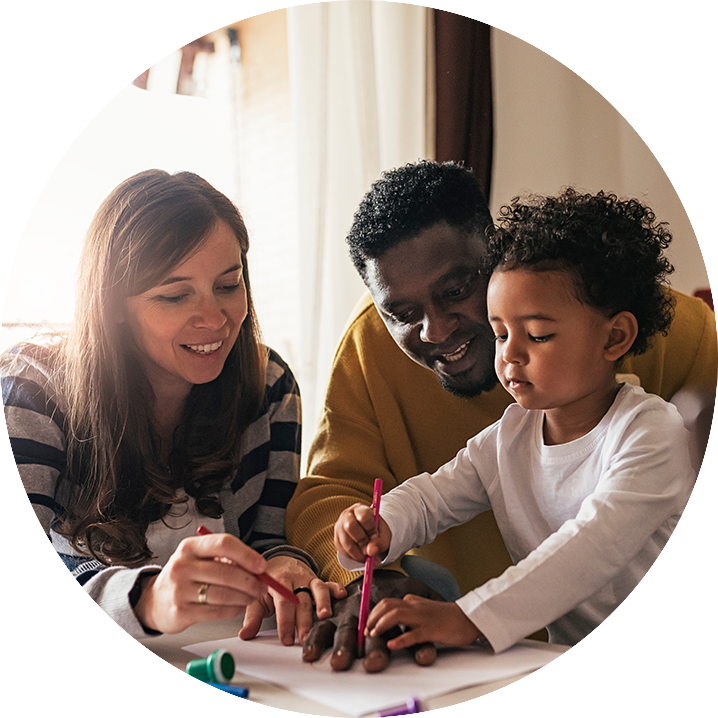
[{"x1": 2, "y1": 11, "x2": 300, "y2": 372}]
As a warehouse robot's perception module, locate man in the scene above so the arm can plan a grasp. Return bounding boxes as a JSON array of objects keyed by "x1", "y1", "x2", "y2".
[{"x1": 287, "y1": 160, "x2": 716, "y2": 662}]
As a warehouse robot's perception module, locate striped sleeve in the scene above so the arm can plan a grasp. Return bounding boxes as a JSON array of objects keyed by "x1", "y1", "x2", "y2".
[
  {"x1": 222, "y1": 348, "x2": 304, "y2": 556},
  {"x1": 2, "y1": 354, "x2": 67, "y2": 534}
]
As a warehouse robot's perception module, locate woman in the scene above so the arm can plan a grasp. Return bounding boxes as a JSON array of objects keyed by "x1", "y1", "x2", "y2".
[{"x1": 1, "y1": 169, "x2": 344, "y2": 642}]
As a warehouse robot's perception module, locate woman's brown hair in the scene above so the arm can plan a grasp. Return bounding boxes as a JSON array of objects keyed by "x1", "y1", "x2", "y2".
[{"x1": 49, "y1": 169, "x2": 266, "y2": 566}]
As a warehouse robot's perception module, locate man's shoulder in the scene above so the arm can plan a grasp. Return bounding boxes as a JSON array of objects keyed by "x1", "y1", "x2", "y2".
[
  {"x1": 667, "y1": 288, "x2": 715, "y2": 337},
  {"x1": 622, "y1": 288, "x2": 716, "y2": 400},
  {"x1": 336, "y1": 292, "x2": 402, "y2": 359},
  {"x1": 343, "y1": 292, "x2": 385, "y2": 334}
]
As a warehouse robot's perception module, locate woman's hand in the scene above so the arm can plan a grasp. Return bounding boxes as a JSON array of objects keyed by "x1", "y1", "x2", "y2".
[
  {"x1": 133, "y1": 533, "x2": 268, "y2": 634},
  {"x1": 239, "y1": 555, "x2": 347, "y2": 646},
  {"x1": 334, "y1": 503, "x2": 392, "y2": 565},
  {"x1": 366, "y1": 594, "x2": 483, "y2": 650}
]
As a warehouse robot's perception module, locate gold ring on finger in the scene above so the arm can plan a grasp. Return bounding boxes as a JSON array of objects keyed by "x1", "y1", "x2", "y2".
[{"x1": 197, "y1": 583, "x2": 210, "y2": 605}]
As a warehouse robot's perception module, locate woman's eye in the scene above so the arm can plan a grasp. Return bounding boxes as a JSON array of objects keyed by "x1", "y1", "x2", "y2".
[
  {"x1": 218, "y1": 282, "x2": 242, "y2": 294},
  {"x1": 493, "y1": 334, "x2": 507, "y2": 343},
  {"x1": 530, "y1": 334, "x2": 553, "y2": 343},
  {"x1": 156, "y1": 294, "x2": 186, "y2": 304}
]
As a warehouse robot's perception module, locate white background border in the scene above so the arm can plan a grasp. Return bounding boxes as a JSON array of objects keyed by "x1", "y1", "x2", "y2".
[{"x1": 2, "y1": 2, "x2": 715, "y2": 715}]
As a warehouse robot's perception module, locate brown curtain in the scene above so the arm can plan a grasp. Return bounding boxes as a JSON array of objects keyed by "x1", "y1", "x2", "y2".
[{"x1": 433, "y1": 10, "x2": 493, "y2": 202}]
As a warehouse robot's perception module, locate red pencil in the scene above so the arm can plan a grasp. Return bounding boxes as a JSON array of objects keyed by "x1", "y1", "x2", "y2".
[
  {"x1": 357, "y1": 478, "x2": 383, "y2": 653},
  {"x1": 196, "y1": 525, "x2": 299, "y2": 605}
]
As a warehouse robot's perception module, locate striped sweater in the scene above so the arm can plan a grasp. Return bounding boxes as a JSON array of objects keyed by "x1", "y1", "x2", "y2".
[{"x1": 1, "y1": 343, "x2": 315, "y2": 637}]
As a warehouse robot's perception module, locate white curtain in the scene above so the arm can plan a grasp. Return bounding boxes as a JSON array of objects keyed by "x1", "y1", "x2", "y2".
[{"x1": 286, "y1": 1, "x2": 431, "y2": 444}]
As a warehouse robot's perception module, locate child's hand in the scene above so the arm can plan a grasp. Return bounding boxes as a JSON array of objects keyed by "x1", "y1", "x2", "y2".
[
  {"x1": 366, "y1": 594, "x2": 484, "y2": 650},
  {"x1": 334, "y1": 503, "x2": 392, "y2": 565},
  {"x1": 302, "y1": 570, "x2": 445, "y2": 672}
]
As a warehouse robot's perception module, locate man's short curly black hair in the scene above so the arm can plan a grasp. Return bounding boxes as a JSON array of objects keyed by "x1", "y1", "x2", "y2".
[
  {"x1": 486, "y1": 188, "x2": 675, "y2": 356},
  {"x1": 347, "y1": 160, "x2": 492, "y2": 280}
]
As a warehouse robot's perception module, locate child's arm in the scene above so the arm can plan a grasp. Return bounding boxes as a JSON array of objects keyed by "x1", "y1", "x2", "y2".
[
  {"x1": 453, "y1": 393, "x2": 694, "y2": 653},
  {"x1": 365, "y1": 594, "x2": 484, "y2": 649},
  {"x1": 334, "y1": 503, "x2": 392, "y2": 565}
]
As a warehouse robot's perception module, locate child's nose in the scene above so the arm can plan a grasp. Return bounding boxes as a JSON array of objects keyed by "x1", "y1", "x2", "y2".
[{"x1": 502, "y1": 336, "x2": 526, "y2": 364}]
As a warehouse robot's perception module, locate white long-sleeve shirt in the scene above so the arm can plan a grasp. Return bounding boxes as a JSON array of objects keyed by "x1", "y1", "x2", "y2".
[{"x1": 373, "y1": 383, "x2": 694, "y2": 653}]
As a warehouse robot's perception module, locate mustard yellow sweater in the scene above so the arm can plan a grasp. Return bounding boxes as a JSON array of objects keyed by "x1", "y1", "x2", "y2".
[{"x1": 287, "y1": 289, "x2": 716, "y2": 593}]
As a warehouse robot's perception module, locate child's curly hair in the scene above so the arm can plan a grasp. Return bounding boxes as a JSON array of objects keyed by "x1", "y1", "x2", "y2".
[{"x1": 487, "y1": 188, "x2": 675, "y2": 356}]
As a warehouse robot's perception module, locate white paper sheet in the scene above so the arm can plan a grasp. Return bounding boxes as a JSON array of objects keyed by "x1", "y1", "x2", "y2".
[{"x1": 184, "y1": 632, "x2": 560, "y2": 715}]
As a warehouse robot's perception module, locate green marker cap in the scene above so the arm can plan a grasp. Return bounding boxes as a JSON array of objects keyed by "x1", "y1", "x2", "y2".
[{"x1": 186, "y1": 649, "x2": 235, "y2": 684}]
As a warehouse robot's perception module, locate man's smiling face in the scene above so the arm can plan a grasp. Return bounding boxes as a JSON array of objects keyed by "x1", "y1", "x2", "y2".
[{"x1": 365, "y1": 222, "x2": 498, "y2": 398}]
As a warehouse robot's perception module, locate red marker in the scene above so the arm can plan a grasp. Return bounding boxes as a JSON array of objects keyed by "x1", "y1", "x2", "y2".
[
  {"x1": 196, "y1": 525, "x2": 299, "y2": 605},
  {"x1": 357, "y1": 478, "x2": 383, "y2": 654}
]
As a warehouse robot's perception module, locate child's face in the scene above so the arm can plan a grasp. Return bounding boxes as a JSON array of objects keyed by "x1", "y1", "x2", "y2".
[{"x1": 487, "y1": 267, "x2": 617, "y2": 413}]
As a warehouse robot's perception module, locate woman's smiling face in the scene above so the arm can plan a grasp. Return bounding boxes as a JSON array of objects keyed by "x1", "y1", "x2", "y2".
[{"x1": 123, "y1": 220, "x2": 248, "y2": 403}]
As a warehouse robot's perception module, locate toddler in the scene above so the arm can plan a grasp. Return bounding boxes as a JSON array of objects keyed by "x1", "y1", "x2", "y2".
[{"x1": 334, "y1": 188, "x2": 696, "y2": 653}]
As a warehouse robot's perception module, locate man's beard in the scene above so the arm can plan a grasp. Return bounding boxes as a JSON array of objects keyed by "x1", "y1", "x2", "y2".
[{"x1": 437, "y1": 367, "x2": 500, "y2": 399}]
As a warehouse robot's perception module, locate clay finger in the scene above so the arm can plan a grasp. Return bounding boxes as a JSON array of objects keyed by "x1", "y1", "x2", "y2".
[
  {"x1": 302, "y1": 619, "x2": 336, "y2": 662},
  {"x1": 412, "y1": 641, "x2": 437, "y2": 666},
  {"x1": 363, "y1": 626, "x2": 401, "y2": 673},
  {"x1": 331, "y1": 614, "x2": 359, "y2": 671}
]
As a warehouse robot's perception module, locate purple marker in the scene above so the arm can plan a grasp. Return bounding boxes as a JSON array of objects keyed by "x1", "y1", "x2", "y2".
[{"x1": 378, "y1": 697, "x2": 421, "y2": 716}]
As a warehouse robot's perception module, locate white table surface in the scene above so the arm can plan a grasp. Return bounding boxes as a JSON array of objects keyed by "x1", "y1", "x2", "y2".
[{"x1": 138, "y1": 617, "x2": 568, "y2": 716}]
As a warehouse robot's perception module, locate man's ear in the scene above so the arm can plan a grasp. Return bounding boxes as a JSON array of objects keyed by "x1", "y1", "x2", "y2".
[{"x1": 604, "y1": 311, "x2": 638, "y2": 361}]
